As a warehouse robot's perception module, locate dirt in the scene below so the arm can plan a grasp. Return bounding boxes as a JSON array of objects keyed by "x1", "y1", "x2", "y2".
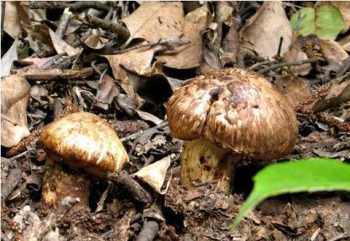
[{"x1": 1, "y1": 1, "x2": 350, "y2": 241}]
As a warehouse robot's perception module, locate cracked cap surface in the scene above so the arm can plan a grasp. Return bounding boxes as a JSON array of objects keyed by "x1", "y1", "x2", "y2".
[
  {"x1": 40, "y1": 112, "x2": 129, "y2": 175},
  {"x1": 167, "y1": 68, "x2": 298, "y2": 161}
]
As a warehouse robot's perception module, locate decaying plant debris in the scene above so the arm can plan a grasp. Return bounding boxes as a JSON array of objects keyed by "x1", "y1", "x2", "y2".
[{"x1": 1, "y1": 1, "x2": 349, "y2": 241}]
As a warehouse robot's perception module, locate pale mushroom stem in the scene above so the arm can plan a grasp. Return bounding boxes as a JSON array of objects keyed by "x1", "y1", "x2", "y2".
[
  {"x1": 180, "y1": 138, "x2": 238, "y2": 192},
  {"x1": 41, "y1": 155, "x2": 90, "y2": 210}
]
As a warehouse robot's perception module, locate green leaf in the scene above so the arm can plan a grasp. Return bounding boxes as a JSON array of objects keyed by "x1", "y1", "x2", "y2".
[
  {"x1": 315, "y1": 5, "x2": 347, "y2": 40},
  {"x1": 290, "y1": 5, "x2": 346, "y2": 40},
  {"x1": 291, "y1": 7, "x2": 315, "y2": 36},
  {"x1": 232, "y1": 158, "x2": 350, "y2": 228}
]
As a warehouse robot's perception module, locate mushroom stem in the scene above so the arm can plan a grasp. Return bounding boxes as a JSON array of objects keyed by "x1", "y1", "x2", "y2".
[
  {"x1": 180, "y1": 138, "x2": 237, "y2": 192},
  {"x1": 41, "y1": 156, "x2": 90, "y2": 210}
]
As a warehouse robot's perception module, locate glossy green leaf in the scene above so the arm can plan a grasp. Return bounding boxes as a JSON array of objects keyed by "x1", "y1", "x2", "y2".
[
  {"x1": 290, "y1": 5, "x2": 346, "y2": 40},
  {"x1": 232, "y1": 158, "x2": 350, "y2": 228}
]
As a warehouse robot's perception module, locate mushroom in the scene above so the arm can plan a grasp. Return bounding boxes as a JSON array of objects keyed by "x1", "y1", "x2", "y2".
[
  {"x1": 40, "y1": 112, "x2": 128, "y2": 208},
  {"x1": 167, "y1": 68, "x2": 298, "y2": 191}
]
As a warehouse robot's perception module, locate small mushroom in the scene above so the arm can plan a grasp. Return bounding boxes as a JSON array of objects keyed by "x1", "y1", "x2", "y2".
[
  {"x1": 167, "y1": 68, "x2": 298, "y2": 191},
  {"x1": 40, "y1": 112, "x2": 128, "y2": 208}
]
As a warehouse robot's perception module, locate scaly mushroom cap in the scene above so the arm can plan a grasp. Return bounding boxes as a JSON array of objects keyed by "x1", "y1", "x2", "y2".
[
  {"x1": 167, "y1": 68, "x2": 298, "y2": 161},
  {"x1": 40, "y1": 112, "x2": 128, "y2": 175}
]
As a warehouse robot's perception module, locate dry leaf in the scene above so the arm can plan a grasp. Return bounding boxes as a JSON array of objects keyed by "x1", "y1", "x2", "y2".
[
  {"x1": 222, "y1": 19, "x2": 239, "y2": 66},
  {"x1": 157, "y1": 5, "x2": 209, "y2": 69},
  {"x1": 104, "y1": 45, "x2": 161, "y2": 107},
  {"x1": 275, "y1": 75, "x2": 312, "y2": 108},
  {"x1": 4, "y1": 2, "x2": 21, "y2": 38},
  {"x1": 1, "y1": 75, "x2": 31, "y2": 147},
  {"x1": 216, "y1": 2, "x2": 234, "y2": 25},
  {"x1": 17, "y1": 56, "x2": 56, "y2": 69},
  {"x1": 135, "y1": 110, "x2": 163, "y2": 125},
  {"x1": 122, "y1": 2, "x2": 184, "y2": 43},
  {"x1": 338, "y1": 35, "x2": 350, "y2": 52},
  {"x1": 320, "y1": 39, "x2": 349, "y2": 65},
  {"x1": 240, "y1": 1, "x2": 292, "y2": 59},
  {"x1": 312, "y1": 79, "x2": 350, "y2": 112},
  {"x1": 49, "y1": 28, "x2": 81, "y2": 56},
  {"x1": 24, "y1": 23, "x2": 55, "y2": 57},
  {"x1": 133, "y1": 155, "x2": 172, "y2": 194},
  {"x1": 283, "y1": 37, "x2": 312, "y2": 76},
  {"x1": 0, "y1": 39, "x2": 18, "y2": 77},
  {"x1": 83, "y1": 30, "x2": 109, "y2": 50},
  {"x1": 95, "y1": 74, "x2": 119, "y2": 110}
]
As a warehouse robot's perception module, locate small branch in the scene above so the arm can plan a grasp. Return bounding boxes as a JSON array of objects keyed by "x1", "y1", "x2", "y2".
[
  {"x1": 121, "y1": 121, "x2": 168, "y2": 142},
  {"x1": 28, "y1": 1, "x2": 111, "y2": 12},
  {"x1": 258, "y1": 58, "x2": 319, "y2": 74},
  {"x1": 108, "y1": 171, "x2": 153, "y2": 205}
]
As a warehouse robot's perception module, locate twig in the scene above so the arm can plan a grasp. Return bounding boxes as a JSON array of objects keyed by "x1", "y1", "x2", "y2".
[
  {"x1": 87, "y1": 15, "x2": 130, "y2": 41},
  {"x1": 248, "y1": 60, "x2": 276, "y2": 71},
  {"x1": 28, "y1": 1, "x2": 111, "y2": 12},
  {"x1": 95, "y1": 182, "x2": 111, "y2": 213},
  {"x1": 121, "y1": 121, "x2": 168, "y2": 142},
  {"x1": 23, "y1": 67, "x2": 94, "y2": 81},
  {"x1": 108, "y1": 171, "x2": 153, "y2": 205},
  {"x1": 8, "y1": 150, "x2": 29, "y2": 161},
  {"x1": 258, "y1": 58, "x2": 319, "y2": 74},
  {"x1": 276, "y1": 37, "x2": 283, "y2": 58}
]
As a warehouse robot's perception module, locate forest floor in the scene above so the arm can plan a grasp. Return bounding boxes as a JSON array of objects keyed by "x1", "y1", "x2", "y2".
[{"x1": 1, "y1": 1, "x2": 350, "y2": 241}]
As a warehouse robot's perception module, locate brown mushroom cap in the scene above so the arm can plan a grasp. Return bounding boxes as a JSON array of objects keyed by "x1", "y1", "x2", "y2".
[
  {"x1": 40, "y1": 112, "x2": 128, "y2": 175},
  {"x1": 167, "y1": 68, "x2": 298, "y2": 161}
]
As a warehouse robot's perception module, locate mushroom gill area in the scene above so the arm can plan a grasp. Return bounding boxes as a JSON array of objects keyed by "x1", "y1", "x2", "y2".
[{"x1": 167, "y1": 68, "x2": 298, "y2": 192}]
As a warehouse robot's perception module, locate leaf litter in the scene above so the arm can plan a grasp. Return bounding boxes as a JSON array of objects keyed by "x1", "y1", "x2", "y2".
[{"x1": 1, "y1": 2, "x2": 350, "y2": 241}]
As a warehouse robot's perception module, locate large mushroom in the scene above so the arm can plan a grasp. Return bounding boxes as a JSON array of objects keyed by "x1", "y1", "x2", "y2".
[
  {"x1": 167, "y1": 68, "x2": 298, "y2": 191},
  {"x1": 40, "y1": 112, "x2": 128, "y2": 208}
]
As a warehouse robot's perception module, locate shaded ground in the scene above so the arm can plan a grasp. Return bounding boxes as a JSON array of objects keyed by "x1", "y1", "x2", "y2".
[{"x1": 1, "y1": 1, "x2": 350, "y2": 241}]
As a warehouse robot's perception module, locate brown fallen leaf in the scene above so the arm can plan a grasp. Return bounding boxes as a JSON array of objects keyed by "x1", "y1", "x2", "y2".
[
  {"x1": 23, "y1": 23, "x2": 55, "y2": 57},
  {"x1": 338, "y1": 35, "x2": 350, "y2": 52},
  {"x1": 95, "y1": 73, "x2": 119, "y2": 110},
  {"x1": 122, "y1": 2, "x2": 184, "y2": 43},
  {"x1": 135, "y1": 109, "x2": 163, "y2": 125},
  {"x1": 49, "y1": 28, "x2": 81, "y2": 56},
  {"x1": 240, "y1": 1, "x2": 292, "y2": 59},
  {"x1": 312, "y1": 79, "x2": 350, "y2": 112},
  {"x1": 157, "y1": 5, "x2": 209, "y2": 69},
  {"x1": 82, "y1": 29, "x2": 109, "y2": 50},
  {"x1": 104, "y1": 45, "x2": 162, "y2": 107},
  {"x1": 320, "y1": 39, "x2": 349, "y2": 65},
  {"x1": 222, "y1": 18, "x2": 239, "y2": 65},
  {"x1": 283, "y1": 36, "x2": 312, "y2": 76},
  {"x1": 1, "y1": 75, "x2": 31, "y2": 147},
  {"x1": 133, "y1": 155, "x2": 172, "y2": 194},
  {"x1": 4, "y1": 2, "x2": 21, "y2": 38},
  {"x1": 275, "y1": 75, "x2": 312, "y2": 109}
]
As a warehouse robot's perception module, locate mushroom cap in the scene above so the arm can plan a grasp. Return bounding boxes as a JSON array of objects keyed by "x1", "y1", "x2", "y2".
[
  {"x1": 167, "y1": 68, "x2": 298, "y2": 161},
  {"x1": 40, "y1": 112, "x2": 128, "y2": 175}
]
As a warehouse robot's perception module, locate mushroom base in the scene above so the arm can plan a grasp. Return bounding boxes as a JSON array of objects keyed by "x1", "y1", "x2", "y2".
[
  {"x1": 42, "y1": 160, "x2": 90, "y2": 210},
  {"x1": 180, "y1": 139, "x2": 236, "y2": 192}
]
